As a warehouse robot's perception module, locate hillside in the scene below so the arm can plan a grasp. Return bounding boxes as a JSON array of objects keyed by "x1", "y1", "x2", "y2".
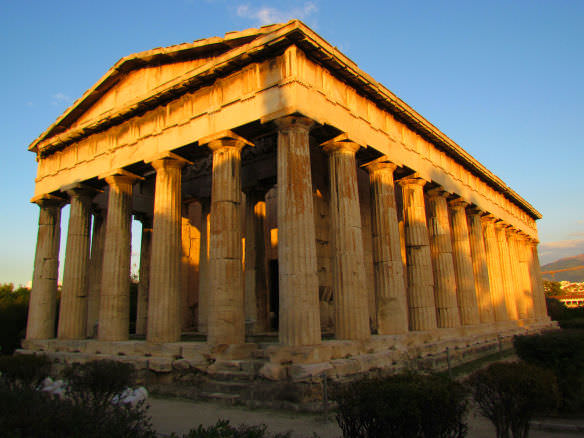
[{"x1": 541, "y1": 254, "x2": 584, "y2": 282}]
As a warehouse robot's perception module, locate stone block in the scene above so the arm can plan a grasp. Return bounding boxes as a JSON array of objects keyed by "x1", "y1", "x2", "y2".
[
  {"x1": 259, "y1": 362, "x2": 287, "y2": 381},
  {"x1": 117, "y1": 356, "x2": 148, "y2": 370},
  {"x1": 135, "y1": 342, "x2": 181, "y2": 358},
  {"x1": 172, "y1": 359, "x2": 191, "y2": 371},
  {"x1": 266, "y1": 344, "x2": 333, "y2": 365},
  {"x1": 21, "y1": 339, "x2": 49, "y2": 351},
  {"x1": 181, "y1": 343, "x2": 210, "y2": 362},
  {"x1": 213, "y1": 343, "x2": 258, "y2": 360},
  {"x1": 355, "y1": 352, "x2": 391, "y2": 372},
  {"x1": 55, "y1": 340, "x2": 86, "y2": 353},
  {"x1": 330, "y1": 358, "x2": 360, "y2": 377},
  {"x1": 149, "y1": 357, "x2": 173, "y2": 373},
  {"x1": 288, "y1": 363, "x2": 334, "y2": 382}
]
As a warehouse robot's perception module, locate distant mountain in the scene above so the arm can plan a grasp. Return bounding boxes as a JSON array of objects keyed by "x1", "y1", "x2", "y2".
[{"x1": 541, "y1": 254, "x2": 584, "y2": 282}]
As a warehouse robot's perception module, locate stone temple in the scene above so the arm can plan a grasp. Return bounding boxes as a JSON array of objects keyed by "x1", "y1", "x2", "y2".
[{"x1": 22, "y1": 20, "x2": 553, "y2": 396}]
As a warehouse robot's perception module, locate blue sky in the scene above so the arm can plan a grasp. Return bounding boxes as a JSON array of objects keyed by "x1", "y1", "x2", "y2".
[{"x1": 1, "y1": 0, "x2": 583, "y2": 285}]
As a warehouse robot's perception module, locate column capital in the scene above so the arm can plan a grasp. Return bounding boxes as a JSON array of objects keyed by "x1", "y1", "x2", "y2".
[
  {"x1": 61, "y1": 183, "x2": 100, "y2": 200},
  {"x1": 426, "y1": 186, "x2": 450, "y2": 198},
  {"x1": 448, "y1": 197, "x2": 469, "y2": 209},
  {"x1": 397, "y1": 174, "x2": 427, "y2": 188},
  {"x1": 30, "y1": 193, "x2": 67, "y2": 208},
  {"x1": 274, "y1": 115, "x2": 314, "y2": 132},
  {"x1": 147, "y1": 152, "x2": 193, "y2": 170},
  {"x1": 362, "y1": 156, "x2": 398, "y2": 174},
  {"x1": 99, "y1": 168, "x2": 144, "y2": 186},
  {"x1": 320, "y1": 133, "x2": 361, "y2": 154},
  {"x1": 480, "y1": 213, "x2": 498, "y2": 224},
  {"x1": 494, "y1": 220, "x2": 509, "y2": 230},
  {"x1": 199, "y1": 130, "x2": 253, "y2": 151},
  {"x1": 467, "y1": 206, "x2": 484, "y2": 216}
]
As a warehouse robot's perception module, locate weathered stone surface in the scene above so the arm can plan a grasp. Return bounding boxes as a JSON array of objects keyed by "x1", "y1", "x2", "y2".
[
  {"x1": 288, "y1": 363, "x2": 334, "y2": 381},
  {"x1": 259, "y1": 363, "x2": 287, "y2": 381},
  {"x1": 149, "y1": 357, "x2": 173, "y2": 373}
]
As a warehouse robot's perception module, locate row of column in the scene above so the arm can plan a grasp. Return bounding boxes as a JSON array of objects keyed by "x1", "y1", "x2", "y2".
[{"x1": 26, "y1": 116, "x2": 548, "y2": 347}]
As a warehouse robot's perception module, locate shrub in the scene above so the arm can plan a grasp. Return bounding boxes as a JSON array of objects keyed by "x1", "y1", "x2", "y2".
[
  {"x1": 172, "y1": 419, "x2": 294, "y2": 438},
  {"x1": 467, "y1": 362, "x2": 558, "y2": 438},
  {"x1": 514, "y1": 331, "x2": 584, "y2": 411},
  {"x1": 0, "y1": 284, "x2": 30, "y2": 354},
  {"x1": 63, "y1": 359, "x2": 136, "y2": 408},
  {"x1": 0, "y1": 354, "x2": 50, "y2": 388},
  {"x1": 0, "y1": 357, "x2": 154, "y2": 438},
  {"x1": 334, "y1": 372, "x2": 468, "y2": 438}
]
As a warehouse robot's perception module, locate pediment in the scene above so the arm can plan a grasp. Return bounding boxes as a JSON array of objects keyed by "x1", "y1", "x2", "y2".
[{"x1": 70, "y1": 57, "x2": 212, "y2": 129}]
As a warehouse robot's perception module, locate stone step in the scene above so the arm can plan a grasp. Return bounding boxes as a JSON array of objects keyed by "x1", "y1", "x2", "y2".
[
  {"x1": 198, "y1": 391, "x2": 241, "y2": 404},
  {"x1": 212, "y1": 370, "x2": 256, "y2": 382},
  {"x1": 202, "y1": 380, "x2": 251, "y2": 393}
]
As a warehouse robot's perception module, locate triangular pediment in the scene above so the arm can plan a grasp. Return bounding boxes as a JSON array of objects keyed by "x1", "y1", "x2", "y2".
[{"x1": 29, "y1": 22, "x2": 286, "y2": 151}]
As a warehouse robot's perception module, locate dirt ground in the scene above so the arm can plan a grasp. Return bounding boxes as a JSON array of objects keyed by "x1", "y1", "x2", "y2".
[{"x1": 148, "y1": 396, "x2": 582, "y2": 438}]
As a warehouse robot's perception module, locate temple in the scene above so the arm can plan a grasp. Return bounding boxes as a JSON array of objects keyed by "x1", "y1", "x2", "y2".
[{"x1": 22, "y1": 21, "x2": 553, "y2": 391}]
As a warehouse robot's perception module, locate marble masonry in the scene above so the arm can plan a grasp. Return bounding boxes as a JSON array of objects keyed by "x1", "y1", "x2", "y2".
[{"x1": 22, "y1": 21, "x2": 554, "y2": 390}]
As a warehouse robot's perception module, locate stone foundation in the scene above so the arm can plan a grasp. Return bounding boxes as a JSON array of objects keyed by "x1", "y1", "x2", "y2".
[{"x1": 19, "y1": 320, "x2": 556, "y2": 410}]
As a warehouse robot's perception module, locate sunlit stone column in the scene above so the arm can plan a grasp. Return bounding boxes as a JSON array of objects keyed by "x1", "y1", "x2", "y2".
[
  {"x1": 528, "y1": 239, "x2": 549, "y2": 320},
  {"x1": 467, "y1": 209, "x2": 494, "y2": 323},
  {"x1": 26, "y1": 195, "x2": 64, "y2": 340},
  {"x1": 482, "y1": 215, "x2": 508, "y2": 321},
  {"x1": 135, "y1": 214, "x2": 152, "y2": 336},
  {"x1": 398, "y1": 176, "x2": 437, "y2": 331},
  {"x1": 147, "y1": 153, "x2": 191, "y2": 343},
  {"x1": 517, "y1": 236, "x2": 536, "y2": 319},
  {"x1": 98, "y1": 171, "x2": 141, "y2": 341},
  {"x1": 86, "y1": 207, "x2": 105, "y2": 338},
  {"x1": 507, "y1": 229, "x2": 528, "y2": 320},
  {"x1": 449, "y1": 199, "x2": 480, "y2": 326},
  {"x1": 363, "y1": 160, "x2": 408, "y2": 335},
  {"x1": 197, "y1": 200, "x2": 210, "y2": 334},
  {"x1": 495, "y1": 222, "x2": 519, "y2": 320},
  {"x1": 244, "y1": 189, "x2": 269, "y2": 334},
  {"x1": 322, "y1": 136, "x2": 370, "y2": 340},
  {"x1": 426, "y1": 188, "x2": 460, "y2": 328},
  {"x1": 276, "y1": 116, "x2": 321, "y2": 345},
  {"x1": 203, "y1": 131, "x2": 251, "y2": 345},
  {"x1": 58, "y1": 185, "x2": 95, "y2": 339}
]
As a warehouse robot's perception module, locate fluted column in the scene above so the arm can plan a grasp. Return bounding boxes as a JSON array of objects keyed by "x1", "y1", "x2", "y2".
[
  {"x1": 482, "y1": 215, "x2": 508, "y2": 321},
  {"x1": 495, "y1": 222, "x2": 519, "y2": 320},
  {"x1": 426, "y1": 188, "x2": 460, "y2": 328},
  {"x1": 449, "y1": 199, "x2": 480, "y2": 325},
  {"x1": 467, "y1": 209, "x2": 494, "y2": 323},
  {"x1": 507, "y1": 230, "x2": 527, "y2": 320},
  {"x1": 204, "y1": 132, "x2": 251, "y2": 345},
  {"x1": 26, "y1": 196, "x2": 64, "y2": 340},
  {"x1": 322, "y1": 136, "x2": 370, "y2": 340},
  {"x1": 276, "y1": 116, "x2": 321, "y2": 346},
  {"x1": 98, "y1": 171, "x2": 141, "y2": 341},
  {"x1": 86, "y1": 207, "x2": 105, "y2": 337},
  {"x1": 58, "y1": 185, "x2": 95, "y2": 339},
  {"x1": 398, "y1": 176, "x2": 437, "y2": 331},
  {"x1": 528, "y1": 240, "x2": 549, "y2": 320},
  {"x1": 197, "y1": 200, "x2": 210, "y2": 334},
  {"x1": 135, "y1": 215, "x2": 152, "y2": 336},
  {"x1": 363, "y1": 160, "x2": 408, "y2": 335},
  {"x1": 244, "y1": 190, "x2": 269, "y2": 333},
  {"x1": 517, "y1": 236, "x2": 536, "y2": 319},
  {"x1": 147, "y1": 153, "x2": 190, "y2": 343}
]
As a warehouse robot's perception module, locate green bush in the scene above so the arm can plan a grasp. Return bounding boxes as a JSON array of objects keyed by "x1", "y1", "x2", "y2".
[
  {"x1": 0, "y1": 284, "x2": 30, "y2": 354},
  {"x1": 0, "y1": 358, "x2": 154, "y2": 438},
  {"x1": 514, "y1": 330, "x2": 584, "y2": 411},
  {"x1": 172, "y1": 419, "x2": 294, "y2": 438},
  {"x1": 63, "y1": 359, "x2": 136, "y2": 409},
  {"x1": 334, "y1": 372, "x2": 468, "y2": 438},
  {"x1": 0, "y1": 354, "x2": 50, "y2": 388},
  {"x1": 467, "y1": 362, "x2": 558, "y2": 438}
]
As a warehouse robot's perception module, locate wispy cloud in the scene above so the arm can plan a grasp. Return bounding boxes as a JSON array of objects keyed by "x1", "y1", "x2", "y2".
[
  {"x1": 236, "y1": 2, "x2": 317, "y2": 26},
  {"x1": 539, "y1": 238, "x2": 584, "y2": 264},
  {"x1": 52, "y1": 92, "x2": 73, "y2": 106}
]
